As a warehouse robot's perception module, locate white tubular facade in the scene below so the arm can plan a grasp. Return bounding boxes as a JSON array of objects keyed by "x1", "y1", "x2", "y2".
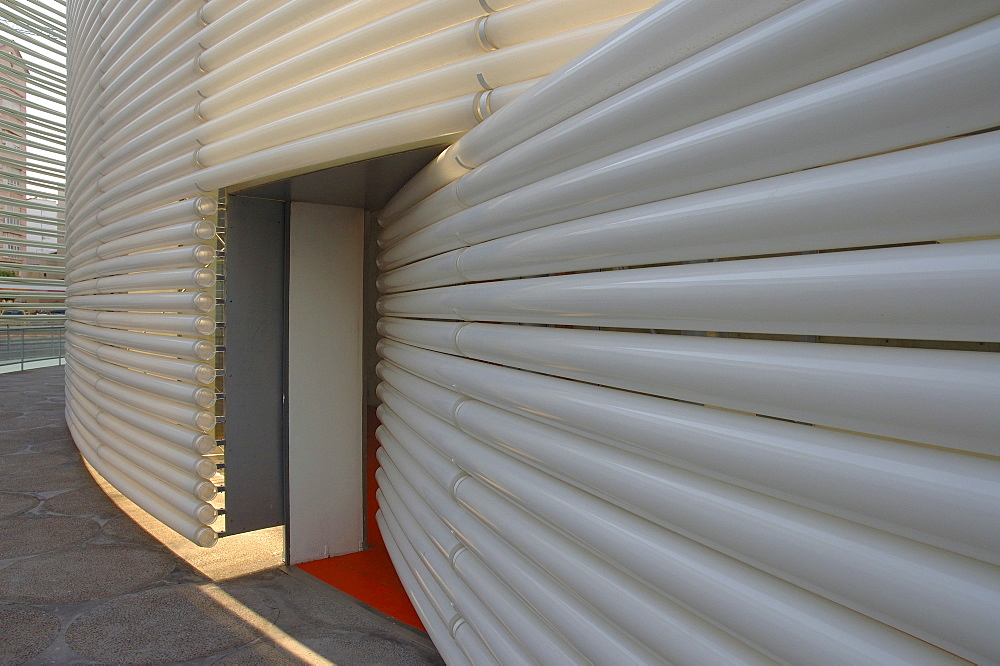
[
  {"x1": 63, "y1": 0, "x2": 657, "y2": 555},
  {"x1": 62, "y1": 0, "x2": 1000, "y2": 662},
  {"x1": 372, "y1": 1, "x2": 1000, "y2": 663}
]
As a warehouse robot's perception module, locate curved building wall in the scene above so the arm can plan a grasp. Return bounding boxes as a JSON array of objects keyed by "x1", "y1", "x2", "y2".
[
  {"x1": 373, "y1": 1, "x2": 1000, "y2": 663},
  {"x1": 64, "y1": 0, "x2": 1000, "y2": 662},
  {"x1": 63, "y1": 0, "x2": 652, "y2": 549}
]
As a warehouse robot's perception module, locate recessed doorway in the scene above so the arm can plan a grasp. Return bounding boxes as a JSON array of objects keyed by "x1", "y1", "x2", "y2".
[{"x1": 221, "y1": 146, "x2": 444, "y2": 625}]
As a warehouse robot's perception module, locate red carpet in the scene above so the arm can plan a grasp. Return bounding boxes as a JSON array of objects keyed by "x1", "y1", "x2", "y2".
[{"x1": 296, "y1": 408, "x2": 424, "y2": 630}]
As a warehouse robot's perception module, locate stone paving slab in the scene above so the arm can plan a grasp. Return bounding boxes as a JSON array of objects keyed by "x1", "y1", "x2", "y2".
[{"x1": 0, "y1": 367, "x2": 442, "y2": 665}]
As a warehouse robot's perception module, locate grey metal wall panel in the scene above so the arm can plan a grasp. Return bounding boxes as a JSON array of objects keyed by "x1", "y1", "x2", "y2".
[{"x1": 223, "y1": 195, "x2": 286, "y2": 534}]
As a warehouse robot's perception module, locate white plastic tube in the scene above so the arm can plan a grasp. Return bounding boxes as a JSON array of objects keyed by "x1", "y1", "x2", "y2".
[
  {"x1": 66, "y1": 320, "x2": 215, "y2": 362},
  {"x1": 91, "y1": 0, "x2": 499, "y2": 171},
  {"x1": 376, "y1": 365, "x2": 465, "y2": 426},
  {"x1": 73, "y1": 79, "x2": 524, "y2": 230},
  {"x1": 101, "y1": 2, "x2": 198, "y2": 82},
  {"x1": 453, "y1": 458, "x2": 971, "y2": 665},
  {"x1": 471, "y1": 78, "x2": 539, "y2": 118},
  {"x1": 374, "y1": 501, "x2": 462, "y2": 634},
  {"x1": 376, "y1": 420, "x2": 465, "y2": 496},
  {"x1": 67, "y1": 267, "x2": 215, "y2": 297},
  {"x1": 379, "y1": 18, "x2": 1000, "y2": 262},
  {"x1": 449, "y1": 546, "x2": 587, "y2": 664},
  {"x1": 376, "y1": 512, "x2": 471, "y2": 666},
  {"x1": 75, "y1": 101, "x2": 463, "y2": 228},
  {"x1": 198, "y1": 17, "x2": 488, "y2": 122},
  {"x1": 66, "y1": 330, "x2": 216, "y2": 386},
  {"x1": 96, "y1": 15, "x2": 204, "y2": 125},
  {"x1": 398, "y1": 0, "x2": 1000, "y2": 218},
  {"x1": 169, "y1": 77, "x2": 533, "y2": 205},
  {"x1": 67, "y1": 308, "x2": 215, "y2": 337},
  {"x1": 195, "y1": 15, "x2": 634, "y2": 166},
  {"x1": 92, "y1": 156, "x2": 203, "y2": 218},
  {"x1": 66, "y1": 359, "x2": 216, "y2": 455},
  {"x1": 375, "y1": 465, "x2": 460, "y2": 564},
  {"x1": 98, "y1": 8, "x2": 532, "y2": 190},
  {"x1": 379, "y1": 132, "x2": 1000, "y2": 291},
  {"x1": 98, "y1": 135, "x2": 199, "y2": 194},
  {"x1": 88, "y1": 75, "x2": 195, "y2": 180},
  {"x1": 377, "y1": 482, "x2": 533, "y2": 664},
  {"x1": 67, "y1": 386, "x2": 217, "y2": 502},
  {"x1": 381, "y1": 382, "x2": 972, "y2": 661},
  {"x1": 90, "y1": 7, "x2": 321, "y2": 156},
  {"x1": 201, "y1": 0, "x2": 649, "y2": 121},
  {"x1": 73, "y1": 186, "x2": 218, "y2": 249},
  {"x1": 198, "y1": 0, "x2": 425, "y2": 97},
  {"x1": 375, "y1": 343, "x2": 1000, "y2": 563},
  {"x1": 68, "y1": 415, "x2": 218, "y2": 547},
  {"x1": 66, "y1": 291, "x2": 215, "y2": 315},
  {"x1": 91, "y1": 414, "x2": 216, "y2": 480},
  {"x1": 194, "y1": 0, "x2": 493, "y2": 111},
  {"x1": 397, "y1": 420, "x2": 749, "y2": 666},
  {"x1": 196, "y1": 0, "x2": 356, "y2": 72},
  {"x1": 380, "y1": 505, "x2": 497, "y2": 665},
  {"x1": 378, "y1": 240, "x2": 1000, "y2": 342},
  {"x1": 67, "y1": 392, "x2": 216, "y2": 517},
  {"x1": 70, "y1": 219, "x2": 215, "y2": 270},
  {"x1": 99, "y1": 44, "x2": 202, "y2": 129},
  {"x1": 374, "y1": 459, "x2": 588, "y2": 663},
  {"x1": 67, "y1": 347, "x2": 215, "y2": 408},
  {"x1": 93, "y1": 101, "x2": 197, "y2": 170},
  {"x1": 379, "y1": 386, "x2": 966, "y2": 664},
  {"x1": 377, "y1": 145, "x2": 471, "y2": 222},
  {"x1": 87, "y1": 100, "x2": 196, "y2": 181},
  {"x1": 451, "y1": 0, "x2": 804, "y2": 169},
  {"x1": 488, "y1": 0, "x2": 655, "y2": 48},
  {"x1": 377, "y1": 318, "x2": 466, "y2": 355},
  {"x1": 414, "y1": 319, "x2": 1000, "y2": 455},
  {"x1": 68, "y1": 367, "x2": 214, "y2": 476},
  {"x1": 97, "y1": 0, "x2": 145, "y2": 48},
  {"x1": 198, "y1": 0, "x2": 275, "y2": 34},
  {"x1": 62, "y1": 10, "x2": 998, "y2": 658},
  {"x1": 68, "y1": 360, "x2": 215, "y2": 432},
  {"x1": 450, "y1": 398, "x2": 1000, "y2": 662},
  {"x1": 69, "y1": 417, "x2": 217, "y2": 525},
  {"x1": 374, "y1": 431, "x2": 661, "y2": 663},
  {"x1": 196, "y1": 95, "x2": 481, "y2": 192},
  {"x1": 70, "y1": 196, "x2": 216, "y2": 253},
  {"x1": 377, "y1": 478, "x2": 572, "y2": 664},
  {"x1": 67, "y1": 245, "x2": 214, "y2": 282},
  {"x1": 98, "y1": 1, "x2": 201, "y2": 92},
  {"x1": 390, "y1": 376, "x2": 1000, "y2": 647}
]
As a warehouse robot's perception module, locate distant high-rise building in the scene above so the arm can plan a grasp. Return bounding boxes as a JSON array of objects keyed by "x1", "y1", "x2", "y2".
[{"x1": 0, "y1": 44, "x2": 28, "y2": 274}]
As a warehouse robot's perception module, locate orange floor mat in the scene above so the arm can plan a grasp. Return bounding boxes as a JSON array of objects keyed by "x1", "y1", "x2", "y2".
[
  {"x1": 295, "y1": 409, "x2": 424, "y2": 631},
  {"x1": 297, "y1": 545, "x2": 423, "y2": 630}
]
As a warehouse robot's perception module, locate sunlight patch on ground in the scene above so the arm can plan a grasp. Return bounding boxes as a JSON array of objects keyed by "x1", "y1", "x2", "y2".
[{"x1": 83, "y1": 459, "x2": 285, "y2": 581}]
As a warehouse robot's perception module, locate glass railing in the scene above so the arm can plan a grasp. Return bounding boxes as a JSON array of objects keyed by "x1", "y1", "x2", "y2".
[{"x1": 0, "y1": 316, "x2": 65, "y2": 372}]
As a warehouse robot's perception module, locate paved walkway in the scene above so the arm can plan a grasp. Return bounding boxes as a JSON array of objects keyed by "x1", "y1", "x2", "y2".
[{"x1": 0, "y1": 366, "x2": 442, "y2": 664}]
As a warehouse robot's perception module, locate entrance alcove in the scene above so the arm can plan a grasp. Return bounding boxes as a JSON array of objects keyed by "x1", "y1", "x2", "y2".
[{"x1": 221, "y1": 146, "x2": 446, "y2": 625}]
